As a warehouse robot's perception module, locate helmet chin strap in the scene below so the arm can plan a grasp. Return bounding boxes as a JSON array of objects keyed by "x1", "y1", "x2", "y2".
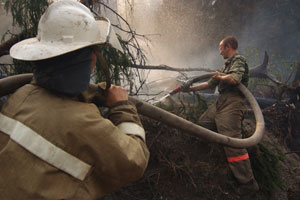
[{"x1": 94, "y1": 50, "x2": 111, "y2": 91}]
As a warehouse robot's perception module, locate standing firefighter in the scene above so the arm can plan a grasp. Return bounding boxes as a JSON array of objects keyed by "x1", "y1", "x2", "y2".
[
  {"x1": 0, "y1": 0, "x2": 149, "y2": 199},
  {"x1": 187, "y1": 36, "x2": 259, "y2": 193}
]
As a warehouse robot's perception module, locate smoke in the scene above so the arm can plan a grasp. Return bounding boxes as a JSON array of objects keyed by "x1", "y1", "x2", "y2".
[
  {"x1": 237, "y1": 0, "x2": 300, "y2": 81},
  {"x1": 117, "y1": 0, "x2": 224, "y2": 91},
  {"x1": 114, "y1": 0, "x2": 300, "y2": 99},
  {"x1": 239, "y1": 1, "x2": 300, "y2": 60},
  {"x1": 117, "y1": 0, "x2": 300, "y2": 81}
]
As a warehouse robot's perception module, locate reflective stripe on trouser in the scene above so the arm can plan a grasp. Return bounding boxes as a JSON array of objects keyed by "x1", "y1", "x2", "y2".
[
  {"x1": 0, "y1": 113, "x2": 91, "y2": 181},
  {"x1": 224, "y1": 147, "x2": 254, "y2": 184},
  {"x1": 227, "y1": 153, "x2": 249, "y2": 162},
  {"x1": 198, "y1": 93, "x2": 255, "y2": 184}
]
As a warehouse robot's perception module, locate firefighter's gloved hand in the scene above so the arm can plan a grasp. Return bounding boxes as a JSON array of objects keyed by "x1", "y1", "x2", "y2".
[
  {"x1": 94, "y1": 83, "x2": 129, "y2": 107},
  {"x1": 80, "y1": 82, "x2": 107, "y2": 106},
  {"x1": 105, "y1": 85, "x2": 128, "y2": 107},
  {"x1": 180, "y1": 80, "x2": 192, "y2": 92}
]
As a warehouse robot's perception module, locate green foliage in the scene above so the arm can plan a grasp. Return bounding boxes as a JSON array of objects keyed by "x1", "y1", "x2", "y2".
[
  {"x1": 177, "y1": 94, "x2": 208, "y2": 124},
  {"x1": 245, "y1": 47, "x2": 298, "y2": 83},
  {"x1": 94, "y1": 44, "x2": 132, "y2": 86},
  {"x1": 249, "y1": 143, "x2": 284, "y2": 195},
  {"x1": 268, "y1": 54, "x2": 298, "y2": 83},
  {"x1": 245, "y1": 47, "x2": 298, "y2": 98},
  {"x1": 154, "y1": 101, "x2": 175, "y2": 112},
  {"x1": 1, "y1": 0, "x2": 48, "y2": 75},
  {"x1": 3, "y1": 0, "x2": 49, "y2": 38},
  {"x1": 1, "y1": 1, "x2": 147, "y2": 93},
  {"x1": 93, "y1": 38, "x2": 147, "y2": 94},
  {"x1": 245, "y1": 47, "x2": 273, "y2": 96},
  {"x1": 243, "y1": 115, "x2": 285, "y2": 196}
]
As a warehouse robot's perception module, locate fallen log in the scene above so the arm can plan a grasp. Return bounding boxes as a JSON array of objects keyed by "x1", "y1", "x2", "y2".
[
  {"x1": 131, "y1": 64, "x2": 215, "y2": 72},
  {"x1": 132, "y1": 51, "x2": 281, "y2": 84},
  {"x1": 249, "y1": 51, "x2": 281, "y2": 84}
]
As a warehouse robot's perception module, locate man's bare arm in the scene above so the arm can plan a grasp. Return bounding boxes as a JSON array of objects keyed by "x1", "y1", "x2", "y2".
[
  {"x1": 190, "y1": 82, "x2": 210, "y2": 92},
  {"x1": 212, "y1": 71, "x2": 238, "y2": 85}
]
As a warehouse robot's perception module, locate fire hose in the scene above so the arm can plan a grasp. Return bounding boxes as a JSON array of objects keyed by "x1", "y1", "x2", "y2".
[{"x1": 0, "y1": 73, "x2": 264, "y2": 148}]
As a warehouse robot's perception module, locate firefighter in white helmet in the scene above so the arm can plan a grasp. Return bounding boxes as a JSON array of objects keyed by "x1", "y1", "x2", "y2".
[{"x1": 0, "y1": 0, "x2": 149, "y2": 199}]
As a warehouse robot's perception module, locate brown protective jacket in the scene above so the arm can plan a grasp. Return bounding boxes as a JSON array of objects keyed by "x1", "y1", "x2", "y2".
[{"x1": 0, "y1": 83, "x2": 149, "y2": 200}]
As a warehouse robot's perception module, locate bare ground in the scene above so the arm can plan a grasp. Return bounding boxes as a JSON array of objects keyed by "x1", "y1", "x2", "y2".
[{"x1": 102, "y1": 105, "x2": 300, "y2": 200}]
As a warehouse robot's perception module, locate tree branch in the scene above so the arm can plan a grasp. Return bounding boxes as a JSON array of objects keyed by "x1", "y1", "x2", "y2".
[{"x1": 131, "y1": 64, "x2": 215, "y2": 72}]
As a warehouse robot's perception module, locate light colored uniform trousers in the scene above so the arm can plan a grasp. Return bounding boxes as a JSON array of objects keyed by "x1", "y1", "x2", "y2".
[{"x1": 199, "y1": 92, "x2": 255, "y2": 184}]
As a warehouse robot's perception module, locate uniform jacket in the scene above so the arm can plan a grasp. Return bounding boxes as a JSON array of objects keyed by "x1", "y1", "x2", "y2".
[
  {"x1": 208, "y1": 54, "x2": 249, "y2": 95},
  {"x1": 0, "y1": 83, "x2": 149, "y2": 200}
]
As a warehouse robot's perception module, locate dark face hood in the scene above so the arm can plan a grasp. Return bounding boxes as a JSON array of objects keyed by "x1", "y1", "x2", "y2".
[{"x1": 33, "y1": 47, "x2": 92, "y2": 97}]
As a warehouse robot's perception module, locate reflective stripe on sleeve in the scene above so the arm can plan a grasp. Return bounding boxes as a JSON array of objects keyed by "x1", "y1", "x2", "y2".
[
  {"x1": 227, "y1": 153, "x2": 249, "y2": 163},
  {"x1": 0, "y1": 113, "x2": 91, "y2": 181},
  {"x1": 117, "y1": 122, "x2": 146, "y2": 142}
]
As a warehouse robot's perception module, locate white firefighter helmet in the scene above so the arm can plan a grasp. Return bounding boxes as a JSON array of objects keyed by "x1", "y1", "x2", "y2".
[{"x1": 10, "y1": 0, "x2": 123, "y2": 61}]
